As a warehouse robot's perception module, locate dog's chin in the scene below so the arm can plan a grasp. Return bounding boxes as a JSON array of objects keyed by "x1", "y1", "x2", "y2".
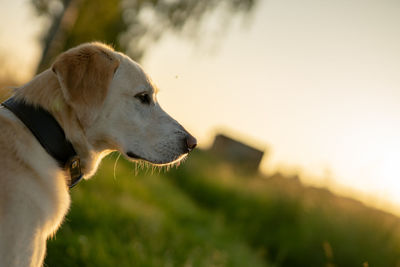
[{"x1": 125, "y1": 151, "x2": 187, "y2": 166}]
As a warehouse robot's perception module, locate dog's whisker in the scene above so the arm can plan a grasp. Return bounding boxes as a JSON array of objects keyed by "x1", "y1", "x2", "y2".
[
  {"x1": 134, "y1": 162, "x2": 139, "y2": 176},
  {"x1": 113, "y1": 153, "x2": 121, "y2": 181}
]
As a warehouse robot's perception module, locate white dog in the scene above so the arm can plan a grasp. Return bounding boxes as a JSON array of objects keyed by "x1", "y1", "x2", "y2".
[{"x1": 0, "y1": 42, "x2": 196, "y2": 266}]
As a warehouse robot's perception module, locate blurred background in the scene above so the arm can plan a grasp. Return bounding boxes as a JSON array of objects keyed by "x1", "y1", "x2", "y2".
[{"x1": 1, "y1": 0, "x2": 400, "y2": 266}]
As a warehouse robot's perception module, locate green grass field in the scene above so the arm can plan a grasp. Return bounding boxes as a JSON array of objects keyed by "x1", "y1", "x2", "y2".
[{"x1": 45, "y1": 151, "x2": 400, "y2": 266}]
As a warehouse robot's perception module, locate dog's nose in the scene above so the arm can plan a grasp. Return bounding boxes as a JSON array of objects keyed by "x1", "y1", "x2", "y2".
[{"x1": 185, "y1": 134, "x2": 197, "y2": 152}]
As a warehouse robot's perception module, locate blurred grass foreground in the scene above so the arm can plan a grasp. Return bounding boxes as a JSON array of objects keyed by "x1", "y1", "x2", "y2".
[{"x1": 45, "y1": 147, "x2": 400, "y2": 267}]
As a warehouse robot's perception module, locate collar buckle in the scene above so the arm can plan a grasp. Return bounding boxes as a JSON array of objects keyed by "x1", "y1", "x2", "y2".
[{"x1": 67, "y1": 156, "x2": 83, "y2": 188}]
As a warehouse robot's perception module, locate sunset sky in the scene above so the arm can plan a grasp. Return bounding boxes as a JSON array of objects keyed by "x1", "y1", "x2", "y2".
[{"x1": 1, "y1": 0, "x2": 400, "y2": 212}]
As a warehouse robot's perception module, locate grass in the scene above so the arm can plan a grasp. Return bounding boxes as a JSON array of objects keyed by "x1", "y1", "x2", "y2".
[
  {"x1": 45, "y1": 152, "x2": 265, "y2": 267},
  {"x1": 45, "y1": 150, "x2": 400, "y2": 266}
]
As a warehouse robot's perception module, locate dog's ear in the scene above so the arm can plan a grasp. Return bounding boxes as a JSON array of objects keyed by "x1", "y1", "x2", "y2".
[{"x1": 52, "y1": 43, "x2": 120, "y2": 127}]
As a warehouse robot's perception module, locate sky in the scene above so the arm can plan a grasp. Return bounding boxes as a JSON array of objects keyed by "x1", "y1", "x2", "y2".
[{"x1": 1, "y1": 0, "x2": 400, "y2": 212}]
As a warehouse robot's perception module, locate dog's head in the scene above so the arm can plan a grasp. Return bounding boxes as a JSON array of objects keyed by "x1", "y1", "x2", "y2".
[{"x1": 52, "y1": 42, "x2": 196, "y2": 166}]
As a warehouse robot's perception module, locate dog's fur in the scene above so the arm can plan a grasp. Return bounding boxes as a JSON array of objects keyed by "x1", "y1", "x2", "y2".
[{"x1": 0, "y1": 42, "x2": 196, "y2": 266}]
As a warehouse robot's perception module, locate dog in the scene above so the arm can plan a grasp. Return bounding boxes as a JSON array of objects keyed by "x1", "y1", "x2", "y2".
[{"x1": 0, "y1": 42, "x2": 196, "y2": 266}]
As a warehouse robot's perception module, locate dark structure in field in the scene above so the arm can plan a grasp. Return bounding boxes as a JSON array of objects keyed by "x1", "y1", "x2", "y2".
[{"x1": 210, "y1": 134, "x2": 265, "y2": 173}]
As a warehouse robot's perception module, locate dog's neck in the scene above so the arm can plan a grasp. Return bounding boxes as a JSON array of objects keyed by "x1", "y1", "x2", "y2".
[{"x1": 14, "y1": 69, "x2": 110, "y2": 180}]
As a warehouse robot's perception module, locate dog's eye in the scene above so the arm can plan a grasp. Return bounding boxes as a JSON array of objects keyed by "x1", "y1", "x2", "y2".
[{"x1": 135, "y1": 92, "x2": 151, "y2": 105}]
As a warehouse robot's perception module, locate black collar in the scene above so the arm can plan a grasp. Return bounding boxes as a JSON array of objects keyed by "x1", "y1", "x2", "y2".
[{"x1": 1, "y1": 97, "x2": 83, "y2": 188}]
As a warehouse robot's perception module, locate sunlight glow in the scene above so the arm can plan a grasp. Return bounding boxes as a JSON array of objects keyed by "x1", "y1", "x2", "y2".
[{"x1": 2, "y1": 0, "x2": 400, "y2": 214}]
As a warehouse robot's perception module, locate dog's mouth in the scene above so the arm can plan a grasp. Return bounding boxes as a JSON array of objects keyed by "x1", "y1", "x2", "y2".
[
  {"x1": 126, "y1": 151, "x2": 187, "y2": 166},
  {"x1": 126, "y1": 151, "x2": 144, "y2": 160}
]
